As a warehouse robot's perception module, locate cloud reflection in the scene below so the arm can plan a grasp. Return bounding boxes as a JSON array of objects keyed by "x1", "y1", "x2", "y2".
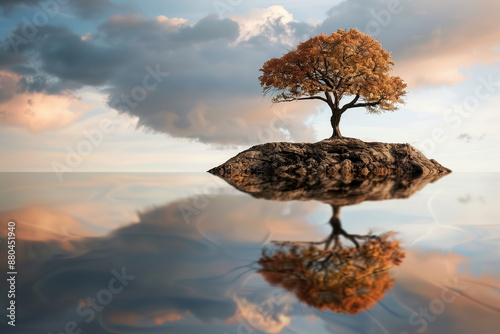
[{"x1": 0, "y1": 173, "x2": 498, "y2": 333}]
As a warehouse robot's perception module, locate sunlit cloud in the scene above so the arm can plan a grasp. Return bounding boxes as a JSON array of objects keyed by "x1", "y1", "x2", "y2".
[
  {"x1": 0, "y1": 71, "x2": 88, "y2": 132},
  {"x1": 0, "y1": 1, "x2": 499, "y2": 171}
]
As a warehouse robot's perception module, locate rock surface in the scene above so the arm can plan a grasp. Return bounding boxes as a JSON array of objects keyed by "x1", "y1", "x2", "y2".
[{"x1": 208, "y1": 137, "x2": 451, "y2": 180}]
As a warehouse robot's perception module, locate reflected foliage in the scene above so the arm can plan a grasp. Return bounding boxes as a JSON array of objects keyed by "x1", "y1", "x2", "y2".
[{"x1": 259, "y1": 205, "x2": 405, "y2": 314}]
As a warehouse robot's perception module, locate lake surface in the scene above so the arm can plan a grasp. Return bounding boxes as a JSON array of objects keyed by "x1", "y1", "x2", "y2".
[{"x1": 0, "y1": 172, "x2": 499, "y2": 334}]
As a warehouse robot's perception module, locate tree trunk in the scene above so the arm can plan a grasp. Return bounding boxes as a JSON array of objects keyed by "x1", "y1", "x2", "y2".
[
  {"x1": 324, "y1": 205, "x2": 342, "y2": 250},
  {"x1": 330, "y1": 110, "x2": 343, "y2": 139},
  {"x1": 329, "y1": 205, "x2": 342, "y2": 233}
]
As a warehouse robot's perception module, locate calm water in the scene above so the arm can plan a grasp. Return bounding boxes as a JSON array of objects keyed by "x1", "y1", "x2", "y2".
[{"x1": 0, "y1": 172, "x2": 499, "y2": 334}]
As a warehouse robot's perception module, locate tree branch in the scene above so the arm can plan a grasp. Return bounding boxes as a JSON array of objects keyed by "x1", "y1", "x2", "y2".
[
  {"x1": 324, "y1": 92, "x2": 336, "y2": 110},
  {"x1": 340, "y1": 94, "x2": 360, "y2": 113},
  {"x1": 275, "y1": 96, "x2": 328, "y2": 103},
  {"x1": 349, "y1": 100, "x2": 382, "y2": 109}
]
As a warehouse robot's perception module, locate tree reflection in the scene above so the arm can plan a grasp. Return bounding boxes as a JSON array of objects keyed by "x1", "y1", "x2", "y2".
[{"x1": 258, "y1": 204, "x2": 405, "y2": 314}]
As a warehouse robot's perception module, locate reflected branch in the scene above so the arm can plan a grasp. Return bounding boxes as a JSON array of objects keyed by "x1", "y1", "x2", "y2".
[{"x1": 258, "y1": 205, "x2": 405, "y2": 314}]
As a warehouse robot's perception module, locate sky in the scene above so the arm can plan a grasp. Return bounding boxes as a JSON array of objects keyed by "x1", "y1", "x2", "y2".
[{"x1": 0, "y1": 0, "x2": 499, "y2": 175}]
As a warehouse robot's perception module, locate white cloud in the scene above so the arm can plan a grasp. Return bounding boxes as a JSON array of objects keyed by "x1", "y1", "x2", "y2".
[
  {"x1": 230, "y1": 5, "x2": 295, "y2": 44},
  {"x1": 234, "y1": 296, "x2": 291, "y2": 333}
]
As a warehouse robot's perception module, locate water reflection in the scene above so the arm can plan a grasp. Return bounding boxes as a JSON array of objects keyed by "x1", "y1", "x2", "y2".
[
  {"x1": 1, "y1": 195, "x2": 242, "y2": 333},
  {"x1": 210, "y1": 174, "x2": 447, "y2": 317},
  {"x1": 259, "y1": 204, "x2": 405, "y2": 315},
  {"x1": 1, "y1": 173, "x2": 499, "y2": 333},
  {"x1": 213, "y1": 173, "x2": 447, "y2": 205}
]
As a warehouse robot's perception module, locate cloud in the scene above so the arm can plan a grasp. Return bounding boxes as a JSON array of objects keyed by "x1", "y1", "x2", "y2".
[
  {"x1": 7, "y1": 24, "x2": 131, "y2": 87},
  {"x1": 0, "y1": 71, "x2": 86, "y2": 131},
  {"x1": 457, "y1": 133, "x2": 473, "y2": 143},
  {"x1": 229, "y1": 5, "x2": 297, "y2": 44},
  {"x1": 0, "y1": 204, "x2": 95, "y2": 241},
  {"x1": 2, "y1": 2, "x2": 499, "y2": 143},
  {"x1": 234, "y1": 296, "x2": 291, "y2": 333},
  {"x1": 356, "y1": 248, "x2": 500, "y2": 334},
  {"x1": 318, "y1": 0, "x2": 500, "y2": 87},
  {"x1": 0, "y1": 47, "x2": 25, "y2": 68},
  {"x1": 457, "y1": 133, "x2": 486, "y2": 143},
  {"x1": 0, "y1": 0, "x2": 115, "y2": 19},
  {"x1": 0, "y1": 8, "x2": 319, "y2": 144},
  {"x1": 105, "y1": 309, "x2": 187, "y2": 327},
  {"x1": 0, "y1": 205, "x2": 96, "y2": 258}
]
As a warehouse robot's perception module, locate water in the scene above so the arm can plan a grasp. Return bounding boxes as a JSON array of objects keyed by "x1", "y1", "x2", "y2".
[{"x1": 0, "y1": 172, "x2": 499, "y2": 334}]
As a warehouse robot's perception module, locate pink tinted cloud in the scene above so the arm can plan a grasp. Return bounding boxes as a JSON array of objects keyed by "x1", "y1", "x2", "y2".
[
  {"x1": 0, "y1": 71, "x2": 87, "y2": 132},
  {"x1": 394, "y1": 0, "x2": 500, "y2": 87}
]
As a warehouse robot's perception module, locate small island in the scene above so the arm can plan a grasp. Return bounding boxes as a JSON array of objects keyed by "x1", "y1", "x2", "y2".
[{"x1": 209, "y1": 29, "x2": 451, "y2": 179}]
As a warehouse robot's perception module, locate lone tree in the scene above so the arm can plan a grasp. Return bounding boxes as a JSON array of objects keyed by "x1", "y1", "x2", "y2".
[{"x1": 259, "y1": 29, "x2": 407, "y2": 138}]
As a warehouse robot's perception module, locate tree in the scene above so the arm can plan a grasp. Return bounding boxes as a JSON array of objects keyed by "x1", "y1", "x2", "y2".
[
  {"x1": 259, "y1": 29, "x2": 407, "y2": 138},
  {"x1": 258, "y1": 205, "x2": 405, "y2": 314}
]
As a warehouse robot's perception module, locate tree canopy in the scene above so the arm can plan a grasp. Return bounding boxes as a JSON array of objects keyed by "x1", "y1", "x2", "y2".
[{"x1": 259, "y1": 29, "x2": 407, "y2": 138}]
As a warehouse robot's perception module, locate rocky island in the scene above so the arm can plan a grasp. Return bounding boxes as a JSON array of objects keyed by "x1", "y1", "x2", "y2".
[
  {"x1": 208, "y1": 137, "x2": 451, "y2": 181},
  {"x1": 210, "y1": 30, "x2": 451, "y2": 183}
]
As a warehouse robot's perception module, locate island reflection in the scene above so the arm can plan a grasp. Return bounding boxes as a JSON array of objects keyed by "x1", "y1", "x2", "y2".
[
  {"x1": 212, "y1": 173, "x2": 447, "y2": 205},
  {"x1": 213, "y1": 173, "x2": 448, "y2": 315}
]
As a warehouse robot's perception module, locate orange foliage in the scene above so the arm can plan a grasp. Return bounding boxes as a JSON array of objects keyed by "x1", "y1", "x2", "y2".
[
  {"x1": 259, "y1": 29, "x2": 407, "y2": 114},
  {"x1": 258, "y1": 233, "x2": 405, "y2": 314}
]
